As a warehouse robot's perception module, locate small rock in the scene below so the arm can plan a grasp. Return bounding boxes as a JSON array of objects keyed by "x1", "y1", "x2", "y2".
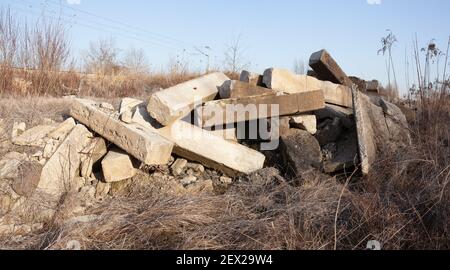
[
  {"x1": 290, "y1": 115, "x2": 317, "y2": 135},
  {"x1": 48, "y1": 118, "x2": 76, "y2": 140},
  {"x1": 219, "y1": 176, "x2": 233, "y2": 185},
  {"x1": 11, "y1": 161, "x2": 43, "y2": 197},
  {"x1": 186, "y1": 163, "x2": 205, "y2": 174},
  {"x1": 101, "y1": 149, "x2": 136, "y2": 183},
  {"x1": 12, "y1": 125, "x2": 56, "y2": 147},
  {"x1": 171, "y1": 158, "x2": 188, "y2": 176},
  {"x1": 180, "y1": 176, "x2": 197, "y2": 186}
]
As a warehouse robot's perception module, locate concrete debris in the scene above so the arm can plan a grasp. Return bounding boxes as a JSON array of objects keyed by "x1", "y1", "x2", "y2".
[
  {"x1": 280, "y1": 129, "x2": 322, "y2": 178},
  {"x1": 158, "y1": 120, "x2": 266, "y2": 176},
  {"x1": 12, "y1": 125, "x2": 56, "y2": 147},
  {"x1": 119, "y1": 98, "x2": 143, "y2": 114},
  {"x1": 219, "y1": 80, "x2": 274, "y2": 99},
  {"x1": 70, "y1": 99, "x2": 174, "y2": 165},
  {"x1": 148, "y1": 72, "x2": 229, "y2": 125},
  {"x1": 263, "y1": 68, "x2": 353, "y2": 108},
  {"x1": 309, "y1": 49, "x2": 353, "y2": 87},
  {"x1": 101, "y1": 149, "x2": 136, "y2": 183},
  {"x1": 239, "y1": 70, "x2": 265, "y2": 87},
  {"x1": 290, "y1": 115, "x2": 317, "y2": 135},
  {"x1": 198, "y1": 90, "x2": 325, "y2": 127},
  {"x1": 0, "y1": 48, "x2": 413, "y2": 229},
  {"x1": 171, "y1": 158, "x2": 188, "y2": 176},
  {"x1": 37, "y1": 124, "x2": 93, "y2": 198},
  {"x1": 80, "y1": 137, "x2": 107, "y2": 178}
]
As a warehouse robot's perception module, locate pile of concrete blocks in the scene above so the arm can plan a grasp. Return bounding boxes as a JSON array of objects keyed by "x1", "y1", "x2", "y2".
[{"x1": 0, "y1": 49, "x2": 412, "y2": 217}]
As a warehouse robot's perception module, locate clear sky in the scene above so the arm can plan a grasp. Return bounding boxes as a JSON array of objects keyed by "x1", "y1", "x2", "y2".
[{"x1": 2, "y1": 0, "x2": 450, "y2": 95}]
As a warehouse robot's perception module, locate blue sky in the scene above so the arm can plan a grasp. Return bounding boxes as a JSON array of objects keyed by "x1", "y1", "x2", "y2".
[{"x1": 2, "y1": 0, "x2": 450, "y2": 95}]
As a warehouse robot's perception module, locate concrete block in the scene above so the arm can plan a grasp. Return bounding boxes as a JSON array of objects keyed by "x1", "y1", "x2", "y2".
[
  {"x1": 198, "y1": 90, "x2": 325, "y2": 128},
  {"x1": 70, "y1": 99, "x2": 174, "y2": 165},
  {"x1": 148, "y1": 72, "x2": 229, "y2": 125},
  {"x1": 101, "y1": 149, "x2": 136, "y2": 183},
  {"x1": 239, "y1": 70, "x2": 265, "y2": 87},
  {"x1": 309, "y1": 49, "x2": 353, "y2": 87},
  {"x1": 263, "y1": 68, "x2": 353, "y2": 108},
  {"x1": 219, "y1": 80, "x2": 275, "y2": 99},
  {"x1": 290, "y1": 115, "x2": 317, "y2": 135},
  {"x1": 38, "y1": 124, "x2": 93, "y2": 197}
]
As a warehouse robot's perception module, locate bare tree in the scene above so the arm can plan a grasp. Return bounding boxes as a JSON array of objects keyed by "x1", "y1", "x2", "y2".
[
  {"x1": 123, "y1": 47, "x2": 150, "y2": 74},
  {"x1": 293, "y1": 58, "x2": 306, "y2": 75},
  {"x1": 224, "y1": 34, "x2": 250, "y2": 74},
  {"x1": 27, "y1": 17, "x2": 71, "y2": 71},
  {"x1": 0, "y1": 7, "x2": 19, "y2": 66},
  {"x1": 378, "y1": 30, "x2": 398, "y2": 96},
  {"x1": 84, "y1": 38, "x2": 120, "y2": 75}
]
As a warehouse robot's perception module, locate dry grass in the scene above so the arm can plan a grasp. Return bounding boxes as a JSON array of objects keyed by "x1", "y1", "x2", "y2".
[{"x1": 1, "y1": 90, "x2": 449, "y2": 250}]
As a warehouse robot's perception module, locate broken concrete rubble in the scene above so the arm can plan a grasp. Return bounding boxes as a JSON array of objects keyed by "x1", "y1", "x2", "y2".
[
  {"x1": 171, "y1": 158, "x2": 188, "y2": 176},
  {"x1": 37, "y1": 124, "x2": 93, "y2": 198},
  {"x1": 290, "y1": 115, "x2": 317, "y2": 135},
  {"x1": 239, "y1": 70, "x2": 265, "y2": 87},
  {"x1": 352, "y1": 88, "x2": 411, "y2": 175},
  {"x1": 70, "y1": 99, "x2": 174, "y2": 165},
  {"x1": 309, "y1": 49, "x2": 353, "y2": 87},
  {"x1": 101, "y1": 149, "x2": 136, "y2": 183},
  {"x1": 119, "y1": 98, "x2": 143, "y2": 114},
  {"x1": 198, "y1": 90, "x2": 325, "y2": 127},
  {"x1": 262, "y1": 68, "x2": 353, "y2": 108},
  {"x1": 12, "y1": 125, "x2": 56, "y2": 147},
  {"x1": 157, "y1": 120, "x2": 266, "y2": 176},
  {"x1": 219, "y1": 80, "x2": 274, "y2": 99},
  {"x1": 80, "y1": 137, "x2": 107, "y2": 178},
  {"x1": 148, "y1": 72, "x2": 229, "y2": 125},
  {"x1": 280, "y1": 129, "x2": 322, "y2": 179},
  {"x1": 48, "y1": 118, "x2": 76, "y2": 140}
]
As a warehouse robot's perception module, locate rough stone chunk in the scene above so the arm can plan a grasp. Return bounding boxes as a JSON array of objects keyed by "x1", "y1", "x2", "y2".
[
  {"x1": 148, "y1": 72, "x2": 229, "y2": 125},
  {"x1": 158, "y1": 121, "x2": 266, "y2": 176},
  {"x1": 12, "y1": 125, "x2": 56, "y2": 147},
  {"x1": 280, "y1": 129, "x2": 322, "y2": 178},
  {"x1": 70, "y1": 99, "x2": 174, "y2": 165},
  {"x1": 119, "y1": 98, "x2": 143, "y2": 114},
  {"x1": 219, "y1": 80, "x2": 274, "y2": 99},
  {"x1": 101, "y1": 149, "x2": 136, "y2": 183},
  {"x1": 352, "y1": 89, "x2": 411, "y2": 174},
  {"x1": 290, "y1": 115, "x2": 317, "y2": 135},
  {"x1": 239, "y1": 70, "x2": 265, "y2": 87},
  {"x1": 262, "y1": 68, "x2": 353, "y2": 108},
  {"x1": 80, "y1": 137, "x2": 108, "y2": 178},
  {"x1": 198, "y1": 90, "x2": 325, "y2": 128},
  {"x1": 38, "y1": 124, "x2": 93, "y2": 198},
  {"x1": 48, "y1": 118, "x2": 76, "y2": 140},
  {"x1": 309, "y1": 49, "x2": 353, "y2": 87},
  {"x1": 171, "y1": 158, "x2": 188, "y2": 176}
]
